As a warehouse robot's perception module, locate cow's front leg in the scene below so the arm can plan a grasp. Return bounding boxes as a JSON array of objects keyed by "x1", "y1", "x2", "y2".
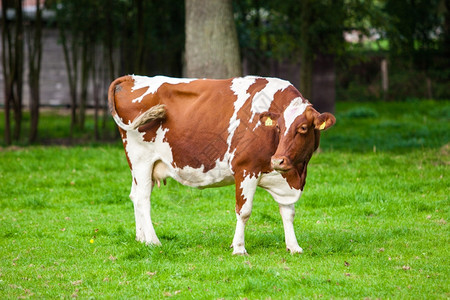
[
  {"x1": 129, "y1": 165, "x2": 161, "y2": 246},
  {"x1": 279, "y1": 204, "x2": 303, "y2": 254},
  {"x1": 231, "y1": 174, "x2": 258, "y2": 255}
]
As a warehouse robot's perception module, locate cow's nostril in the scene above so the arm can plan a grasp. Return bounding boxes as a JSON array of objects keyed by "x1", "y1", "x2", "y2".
[
  {"x1": 271, "y1": 158, "x2": 281, "y2": 166},
  {"x1": 271, "y1": 156, "x2": 291, "y2": 172},
  {"x1": 271, "y1": 157, "x2": 285, "y2": 167}
]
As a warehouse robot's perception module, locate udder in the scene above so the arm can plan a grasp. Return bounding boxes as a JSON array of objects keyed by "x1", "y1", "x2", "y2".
[{"x1": 152, "y1": 160, "x2": 170, "y2": 188}]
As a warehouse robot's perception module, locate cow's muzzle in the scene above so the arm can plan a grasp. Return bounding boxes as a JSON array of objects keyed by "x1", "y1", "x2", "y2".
[{"x1": 271, "y1": 156, "x2": 292, "y2": 172}]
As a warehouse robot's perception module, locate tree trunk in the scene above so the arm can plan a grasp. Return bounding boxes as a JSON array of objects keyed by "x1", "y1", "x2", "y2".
[
  {"x1": 300, "y1": 50, "x2": 313, "y2": 100},
  {"x1": 92, "y1": 44, "x2": 103, "y2": 140},
  {"x1": 299, "y1": 0, "x2": 313, "y2": 100},
  {"x1": 311, "y1": 53, "x2": 335, "y2": 113},
  {"x1": 184, "y1": 0, "x2": 241, "y2": 78},
  {"x1": 12, "y1": 0, "x2": 24, "y2": 141},
  {"x1": 28, "y1": 0, "x2": 43, "y2": 143},
  {"x1": 104, "y1": 0, "x2": 116, "y2": 135},
  {"x1": 299, "y1": 0, "x2": 335, "y2": 113},
  {"x1": 79, "y1": 36, "x2": 91, "y2": 131},
  {"x1": 1, "y1": 0, "x2": 12, "y2": 145},
  {"x1": 105, "y1": 0, "x2": 115, "y2": 82},
  {"x1": 134, "y1": 0, "x2": 145, "y2": 74},
  {"x1": 1, "y1": 0, "x2": 24, "y2": 144},
  {"x1": 59, "y1": 26, "x2": 79, "y2": 136}
]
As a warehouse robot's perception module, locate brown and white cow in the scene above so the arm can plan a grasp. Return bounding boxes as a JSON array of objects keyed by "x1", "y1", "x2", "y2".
[{"x1": 108, "y1": 75, "x2": 335, "y2": 255}]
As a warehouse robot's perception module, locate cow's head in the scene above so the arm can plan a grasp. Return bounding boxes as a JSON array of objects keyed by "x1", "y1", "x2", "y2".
[{"x1": 260, "y1": 98, "x2": 335, "y2": 174}]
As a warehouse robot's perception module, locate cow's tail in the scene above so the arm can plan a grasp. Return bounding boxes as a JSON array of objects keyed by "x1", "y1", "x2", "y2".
[{"x1": 108, "y1": 76, "x2": 166, "y2": 131}]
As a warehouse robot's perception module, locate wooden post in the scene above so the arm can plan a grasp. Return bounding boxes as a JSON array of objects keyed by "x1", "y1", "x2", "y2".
[
  {"x1": 311, "y1": 53, "x2": 335, "y2": 113},
  {"x1": 426, "y1": 77, "x2": 433, "y2": 99},
  {"x1": 381, "y1": 59, "x2": 388, "y2": 100}
]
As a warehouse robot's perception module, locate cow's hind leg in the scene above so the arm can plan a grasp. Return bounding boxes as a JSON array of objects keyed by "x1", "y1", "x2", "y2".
[
  {"x1": 129, "y1": 162, "x2": 161, "y2": 246},
  {"x1": 231, "y1": 174, "x2": 258, "y2": 255}
]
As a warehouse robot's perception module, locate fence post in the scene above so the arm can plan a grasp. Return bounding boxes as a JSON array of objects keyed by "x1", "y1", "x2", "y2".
[{"x1": 381, "y1": 59, "x2": 388, "y2": 100}]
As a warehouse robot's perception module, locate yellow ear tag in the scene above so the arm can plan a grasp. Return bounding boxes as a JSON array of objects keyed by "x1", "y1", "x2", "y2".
[
  {"x1": 265, "y1": 117, "x2": 273, "y2": 126},
  {"x1": 319, "y1": 121, "x2": 326, "y2": 130}
]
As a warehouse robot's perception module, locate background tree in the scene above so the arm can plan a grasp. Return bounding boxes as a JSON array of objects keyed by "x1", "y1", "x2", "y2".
[
  {"x1": 185, "y1": 0, "x2": 242, "y2": 78},
  {"x1": 78, "y1": 0, "x2": 98, "y2": 131},
  {"x1": 298, "y1": 0, "x2": 347, "y2": 113},
  {"x1": 235, "y1": 0, "x2": 391, "y2": 112},
  {"x1": 383, "y1": 0, "x2": 448, "y2": 99},
  {"x1": 26, "y1": 0, "x2": 43, "y2": 143},
  {"x1": 1, "y1": 0, "x2": 24, "y2": 144},
  {"x1": 56, "y1": 0, "x2": 81, "y2": 135},
  {"x1": 55, "y1": 0, "x2": 115, "y2": 134},
  {"x1": 50, "y1": 0, "x2": 185, "y2": 138},
  {"x1": 235, "y1": 0, "x2": 348, "y2": 112}
]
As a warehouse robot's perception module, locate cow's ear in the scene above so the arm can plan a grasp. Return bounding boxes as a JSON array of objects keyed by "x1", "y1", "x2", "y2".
[
  {"x1": 314, "y1": 112, "x2": 336, "y2": 131},
  {"x1": 260, "y1": 112, "x2": 280, "y2": 127}
]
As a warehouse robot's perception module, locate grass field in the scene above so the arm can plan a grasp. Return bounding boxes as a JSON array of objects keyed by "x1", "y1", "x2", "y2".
[{"x1": 0, "y1": 100, "x2": 449, "y2": 299}]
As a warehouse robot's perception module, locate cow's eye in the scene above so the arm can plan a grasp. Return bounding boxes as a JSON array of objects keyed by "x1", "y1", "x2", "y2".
[
  {"x1": 298, "y1": 124, "x2": 308, "y2": 133},
  {"x1": 276, "y1": 125, "x2": 281, "y2": 133}
]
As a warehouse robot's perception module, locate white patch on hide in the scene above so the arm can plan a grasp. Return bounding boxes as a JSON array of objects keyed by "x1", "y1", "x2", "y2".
[
  {"x1": 131, "y1": 75, "x2": 196, "y2": 103},
  {"x1": 226, "y1": 77, "x2": 258, "y2": 167},
  {"x1": 240, "y1": 172, "x2": 259, "y2": 201},
  {"x1": 125, "y1": 126, "x2": 174, "y2": 187},
  {"x1": 283, "y1": 97, "x2": 310, "y2": 136},
  {"x1": 227, "y1": 77, "x2": 257, "y2": 143},
  {"x1": 174, "y1": 159, "x2": 234, "y2": 188},
  {"x1": 250, "y1": 77, "x2": 291, "y2": 123},
  {"x1": 258, "y1": 171, "x2": 302, "y2": 205}
]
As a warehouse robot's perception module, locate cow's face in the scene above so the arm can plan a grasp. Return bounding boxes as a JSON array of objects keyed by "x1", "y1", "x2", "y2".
[{"x1": 261, "y1": 100, "x2": 335, "y2": 173}]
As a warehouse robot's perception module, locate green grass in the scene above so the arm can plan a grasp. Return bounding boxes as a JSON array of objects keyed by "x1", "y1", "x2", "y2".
[
  {"x1": 322, "y1": 100, "x2": 449, "y2": 152},
  {"x1": 0, "y1": 108, "x2": 119, "y2": 146},
  {"x1": 0, "y1": 101, "x2": 449, "y2": 298}
]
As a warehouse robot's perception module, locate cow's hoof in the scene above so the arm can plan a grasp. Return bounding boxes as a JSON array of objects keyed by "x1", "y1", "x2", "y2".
[
  {"x1": 287, "y1": 246, "x2": 303, "y2": 254},
  {"x1": 231, "y1": 244, "x2": 248, "y2": 255},
  {"x1": 136, "y1": 236, "x2": 162, "y2": 246},
  {"x1": 232, "y1": 249, "x2": 248, "y2": 256},
  {"x1": 149, "y1": 240, "x2": 162, "y2": 247}
]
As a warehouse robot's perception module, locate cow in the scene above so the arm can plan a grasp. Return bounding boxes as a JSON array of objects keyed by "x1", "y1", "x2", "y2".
[{"x1": 108, "y1": 75, "x2": 335, "y2": 255}]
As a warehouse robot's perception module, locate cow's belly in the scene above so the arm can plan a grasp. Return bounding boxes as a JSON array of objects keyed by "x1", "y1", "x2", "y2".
[{"x1": 153, "y1": 159, "x2": 234, "y2": 189}]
